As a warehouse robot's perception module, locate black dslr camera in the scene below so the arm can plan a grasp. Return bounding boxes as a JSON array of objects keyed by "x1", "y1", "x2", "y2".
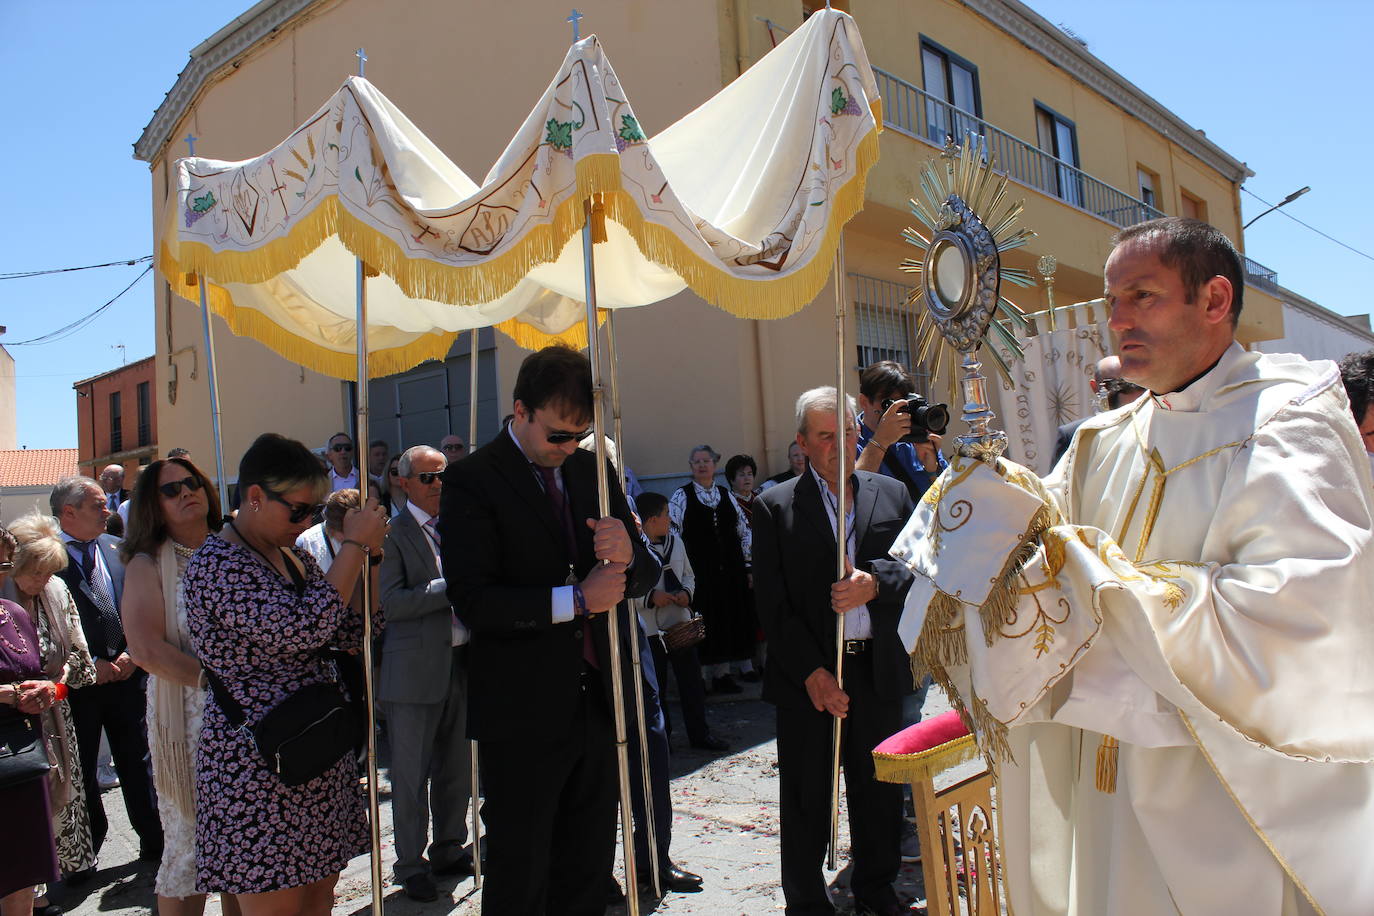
[{"x1": 879, "y1": 394, "x2": 950, "y2": 444}]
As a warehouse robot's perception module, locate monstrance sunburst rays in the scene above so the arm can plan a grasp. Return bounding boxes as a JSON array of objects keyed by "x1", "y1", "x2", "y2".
[{"x1": 899, "y1": 138, "x2": 1036, "y2": 408}]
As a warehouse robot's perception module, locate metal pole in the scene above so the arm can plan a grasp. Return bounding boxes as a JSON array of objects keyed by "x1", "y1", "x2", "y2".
[
  {"x1": 826, "y1": 241, "x2": 848, "y2": 872},
  {"x1": 605, "y1": 311, "x2": 662, "y2": 899},
  {"x1": 355, "y1": 259, "x2": 385, "y2": 916},
  {"x1": 196, "y1": 279, "x2": 230, "y2": 512},
  {"x1": 583, "y1": 198, "x2": 641, "y2": 915},
  {"x1": 468, "y1": 331, "x2": 480, "y2": 450},
  {"x1": 466, "y1": 327, "x2": 483, "y2": 889}
]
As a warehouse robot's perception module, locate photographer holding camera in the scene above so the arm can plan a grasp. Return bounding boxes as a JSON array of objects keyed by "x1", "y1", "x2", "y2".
[{"x1": 855, "y1": 361, "x2": 949, "y2": 503}]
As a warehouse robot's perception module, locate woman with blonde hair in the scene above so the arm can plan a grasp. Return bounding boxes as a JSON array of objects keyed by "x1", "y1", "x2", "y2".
[
  {"x1": 120, "y1": 457, "x2": 237, "y2": 916},
  {"x1": 2, "y1": 512, "x2": 97, "y2": 889}
]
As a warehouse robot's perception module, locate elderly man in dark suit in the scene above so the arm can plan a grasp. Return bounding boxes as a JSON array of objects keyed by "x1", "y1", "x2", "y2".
[
  {"x1": 51, "y1": 475, "x2": 163, "y2": 867},
  {"x1": 379, "y1": 444, "x2": 473, "y2": 902},
  {"x1": 440, "y1": 345, "x2": 658, "y2": 916},
  {"x1": 753, "y1": 388, "x2": 917, "y2": 916}
]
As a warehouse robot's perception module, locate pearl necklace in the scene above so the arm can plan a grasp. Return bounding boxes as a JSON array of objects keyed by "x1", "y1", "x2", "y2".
[
  {"x1": 171, "y1": 540, "x2": 197, "y2": 559},
  {"x1": 0, "y1": 603, "x2": 29, "y2": 656}
]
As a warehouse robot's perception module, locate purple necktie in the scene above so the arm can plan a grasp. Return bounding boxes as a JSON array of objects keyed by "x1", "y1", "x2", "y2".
[{"x1": 535, "y1": 464, "x2": 596, "y2": 667}]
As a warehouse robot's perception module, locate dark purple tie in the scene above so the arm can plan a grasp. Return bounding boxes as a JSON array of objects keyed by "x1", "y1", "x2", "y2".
[{"x1": 535, "y1": 464, "x2": 597, "y2": 667}]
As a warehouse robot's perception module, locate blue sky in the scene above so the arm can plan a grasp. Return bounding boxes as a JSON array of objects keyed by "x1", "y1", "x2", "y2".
[{"x1": 3, "y1": 0, "x2": 1371, "y2": 449}]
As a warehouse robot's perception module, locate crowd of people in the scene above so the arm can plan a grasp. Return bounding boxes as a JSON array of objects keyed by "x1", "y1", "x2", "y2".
[{"x1": 2, "y1": 216, "x2": 1373, "y2": 916}]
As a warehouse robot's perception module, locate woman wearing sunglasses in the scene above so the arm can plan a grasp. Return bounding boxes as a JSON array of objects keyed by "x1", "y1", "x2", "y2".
[
  {"x1": 120, "y1": 457, "x2": 236, "y2": 916},
  {"x1": 181, "y1": 433, "x2": 386, "y2": 916}
]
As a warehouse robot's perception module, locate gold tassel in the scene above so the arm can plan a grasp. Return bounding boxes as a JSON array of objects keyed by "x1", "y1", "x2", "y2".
[
  {"x1": 184, "y1": 272, "x2": 198, "y2": 285},
  {"x1": 977, "y1": 503, "x2": 1054, "y2": 646},
  {"x1": 590, "y1": 193, "x2": 608, "y2": 244},
  {"x1": 362, "y1": 261, "x2": 380, "y2": 278},
  {"x1": 1095, "y1": 735, "x2": 1119, "y2": 793}
]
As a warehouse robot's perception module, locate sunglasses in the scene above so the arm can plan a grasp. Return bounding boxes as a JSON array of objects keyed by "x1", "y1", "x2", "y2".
[
  {"x1": 546, "y1": 427, "x2": 592, "y2": 445},
  {"x1": 330, "y1": 443, "x2": 353, "y2": 452},
  {"x1": 412, "y1": 471, "x2": 443, "y2": 485},
  {"x1": 0, "y1": 561, "x2": 13, "y2": 573},
  {"x1": 264, "y1": 488, "x2": 323, "y2": 523},
  {"x1": 158, "y1": 476, "x2": 204, "y2": 499},
  {"x1": 388, "y1": 468, "x2": 401, "y2": 477},
  {"x1": 442, "y1": 443, "x2": 466, "y2": 452}
]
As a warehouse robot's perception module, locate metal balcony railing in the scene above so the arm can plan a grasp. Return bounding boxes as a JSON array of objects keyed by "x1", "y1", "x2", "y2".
[
  {"x1": 873, "y1": 68, "x2": 1165, "y2": 229},
  {"x1": 1243, "y1": 255, "x2": 1279, "y2": 288}
]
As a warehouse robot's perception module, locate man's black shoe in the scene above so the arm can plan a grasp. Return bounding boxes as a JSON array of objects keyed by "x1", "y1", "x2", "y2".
[
  {"x1": 689, "y1": 735, "x2": 730, "y2": 752},
  {"x1": 400, "y1": 873, "x2": 439, "y2": 902},
  {"x1": 854, "y1": 893, "x2": 908, "y2": 916},
  {"x1": 712, "y1": 675, "x2": 743, "y2": 694},
  {"x1": 643, "y1": 863, "x2": 702, "y2": 894},
  {"x1": 432, "y1": 854, "x2": 474, "y2": 877}
]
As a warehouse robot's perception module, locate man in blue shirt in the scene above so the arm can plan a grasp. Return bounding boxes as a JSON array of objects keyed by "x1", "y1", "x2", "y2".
[{"x1": 854, "y1": 361, "x2": 947, "y2": 503}]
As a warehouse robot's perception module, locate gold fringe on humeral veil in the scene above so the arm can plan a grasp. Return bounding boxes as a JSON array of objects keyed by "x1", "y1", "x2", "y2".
[
  {"x1": 907, "y1": 460, "x2": 1063, "y2": 769},
  {"x1": 1096, "y1": 735, "x2": 1120, "y2": 793}
]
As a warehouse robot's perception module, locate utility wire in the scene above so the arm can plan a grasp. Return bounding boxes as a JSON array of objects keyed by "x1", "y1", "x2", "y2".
[
  {"x1": 5, "y1": 266, "x2": 153, "y2": 346},
  {"x1": 1241, "y1": 187, "x2": 1374, "y2": 264},
  {"x1": 1, "y1": 255, "x2": 152, "y2": 281}
]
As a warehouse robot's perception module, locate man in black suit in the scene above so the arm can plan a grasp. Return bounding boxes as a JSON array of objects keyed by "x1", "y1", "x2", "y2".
[
  {"x1": 440, "y1": 346, "x2": 658, "y2": 916},
  {"x1": 51, "y1": 476, "x2": 163, "y2": 865},
  {"x1": 1051, "y1": 355, "x2": 1144, "y2": 465},
  {"x1": 753, "y1": 387, "x2": 916, "y2": 916}
]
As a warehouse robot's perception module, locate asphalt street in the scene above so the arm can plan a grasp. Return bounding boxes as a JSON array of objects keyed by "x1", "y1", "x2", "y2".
[{"x1": 53, "y1": 683, "x2": 976, "y2": 915}]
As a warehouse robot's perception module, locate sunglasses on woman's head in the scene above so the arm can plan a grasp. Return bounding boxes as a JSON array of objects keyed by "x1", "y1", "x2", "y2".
[
  {"x1": 158, "y1": 476, "x2": 204, "y2": 499},
  {"x1": 264, "y1": 489, "x2": 323, "y2": 523},
  {"x1": 0, "y1": 562, "x2": 12, "y2": 572}
]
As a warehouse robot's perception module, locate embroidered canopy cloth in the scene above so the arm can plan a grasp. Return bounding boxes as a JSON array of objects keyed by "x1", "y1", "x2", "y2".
[{"x1": 155, "y1": 8, "x2": 881, "y2": 378}]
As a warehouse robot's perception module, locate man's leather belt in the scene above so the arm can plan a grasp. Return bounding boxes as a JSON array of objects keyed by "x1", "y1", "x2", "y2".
[{"x1": 842, "y1": 639, "x2": 871, "y2": 655}]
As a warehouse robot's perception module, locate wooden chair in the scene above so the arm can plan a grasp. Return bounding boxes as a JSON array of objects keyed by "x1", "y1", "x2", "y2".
[{"x1": 872, "y1": 710, "x2": 1006, "y2": 916}]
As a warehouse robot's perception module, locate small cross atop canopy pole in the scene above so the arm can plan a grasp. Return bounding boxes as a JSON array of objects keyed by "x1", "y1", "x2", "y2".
[
  {"x1": 183, "y1": 134, "x2": 198, "y2": 156},
  {"x1": 567, "y1": 9, "x2": 583, "y2": 42},
  {"x1": 355, "y1": 47, "x2": 367, "y2": 77}
]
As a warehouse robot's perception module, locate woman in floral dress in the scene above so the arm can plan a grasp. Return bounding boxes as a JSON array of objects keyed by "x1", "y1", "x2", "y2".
[
  {"x1": 121, "y1": 457, "x2": 236, "y2": 916},
  {"x1": 3, "y1": 513, "x2": 97, "y2": 879},
  {"x1": 182, "y1": 434, "x2": 385, "y2": 914}
]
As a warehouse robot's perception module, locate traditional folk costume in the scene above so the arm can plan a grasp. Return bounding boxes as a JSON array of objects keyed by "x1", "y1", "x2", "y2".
[{"x1": 893, "y1": 344, "x2": 1374, "y2": 915}]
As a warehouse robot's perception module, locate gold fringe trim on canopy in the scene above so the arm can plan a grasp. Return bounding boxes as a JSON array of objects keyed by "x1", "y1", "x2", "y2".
[
  {"x1": 493, "y1": 308, "x2": 607, "y2": 352},
  {"x1": 157, "y1": 105, "x2": 882, "y2": 375},
  {"x1": 166, "y1": 253, "x2": 460, "y2": 380},
  {"x1": 873, "y1": 732, "x2": 981, "y2": 785}
]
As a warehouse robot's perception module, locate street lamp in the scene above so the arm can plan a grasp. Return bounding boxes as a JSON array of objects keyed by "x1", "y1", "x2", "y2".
[{"x1": 1243, "y1": 186, "x2": 1311, "y2": 230}]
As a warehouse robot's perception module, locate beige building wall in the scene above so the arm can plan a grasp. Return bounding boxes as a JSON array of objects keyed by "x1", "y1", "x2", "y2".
[
  {"x1": 0, "y1": 345, "x2": 15, "y2": 451},
  {"x1": 140, "y1": 0, "x2": 1284, "y2": 488}
]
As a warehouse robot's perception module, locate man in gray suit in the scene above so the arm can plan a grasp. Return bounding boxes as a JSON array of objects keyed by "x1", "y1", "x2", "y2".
[{"x1": 379, "y1": 446, "x2": 473, "y2": 901}]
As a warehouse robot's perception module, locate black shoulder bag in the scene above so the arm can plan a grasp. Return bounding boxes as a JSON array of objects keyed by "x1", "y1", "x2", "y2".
[
  {"x1": 203, "y1": 548, "x2": 364, "y2": 787},
  {"x1": 0, "y1": 714, "x2": 51, "y2": 789}
]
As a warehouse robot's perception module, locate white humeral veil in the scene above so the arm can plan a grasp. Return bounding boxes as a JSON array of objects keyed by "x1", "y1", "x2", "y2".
[{"x1": 892, "y1": 343, "x2": 1374, "y2": 916}]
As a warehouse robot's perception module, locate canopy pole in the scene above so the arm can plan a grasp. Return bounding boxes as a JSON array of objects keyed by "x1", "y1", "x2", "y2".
[
  {"x1": 826, "y1": 240, "x2": 848, "y2": 872},
  {"x1": 584, "y1": 198, "x2": 641, "y2": 916},
  {"x1": 605, "y1": 311, "x2": 662, "y2": 899},
  {"x1": 468, "y1": 331, "x2": 480, "y2": 450},
  {"x1": 354, "y1": 259, "x2": 385, "y2": 916},
  {"x1": 195, "y1": 279, "x2": 229, "y2": 513},
  {"x1": 465, "y1": 329, "x2": 483, "y2": 889},
  {"x1": 184, "y1": 136, "x2": 229, "y2": 512}
]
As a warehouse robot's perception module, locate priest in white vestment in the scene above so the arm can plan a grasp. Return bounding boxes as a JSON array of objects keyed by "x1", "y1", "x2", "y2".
[{"x1": 893, "y1": 217, "x2": 1374, "y2": 916}]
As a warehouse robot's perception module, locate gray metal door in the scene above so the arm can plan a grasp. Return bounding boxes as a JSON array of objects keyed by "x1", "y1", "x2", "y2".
[{"x1": 395, "y1": 369, "x2": 449, "y2": 451}]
